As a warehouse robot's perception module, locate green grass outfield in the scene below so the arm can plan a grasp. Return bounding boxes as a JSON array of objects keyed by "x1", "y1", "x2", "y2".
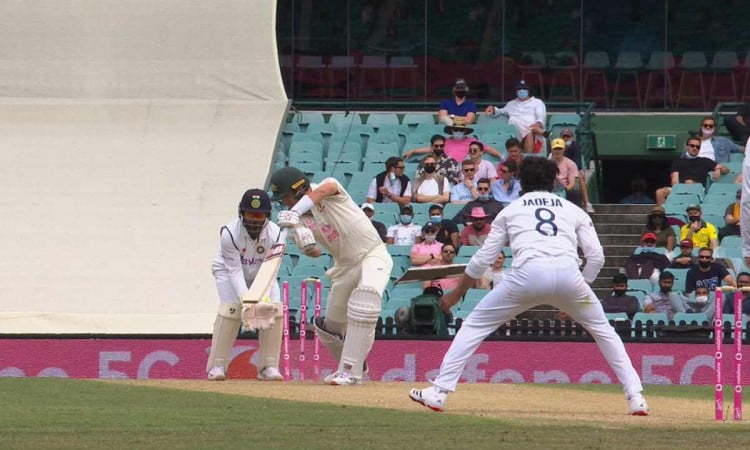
[{"x1": 1, "y1": 379, "x2": 748, "y2": 449}]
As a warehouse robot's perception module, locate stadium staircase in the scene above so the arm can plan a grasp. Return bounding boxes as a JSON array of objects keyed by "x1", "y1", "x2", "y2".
[{"x1": 590, "y1": 203, "x2": 652, "y2": 298}]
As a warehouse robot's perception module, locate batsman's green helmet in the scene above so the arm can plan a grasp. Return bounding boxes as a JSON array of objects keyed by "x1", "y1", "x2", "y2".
[{"x1": 269, "y1": 167, "x2": 310, "y2": 201}]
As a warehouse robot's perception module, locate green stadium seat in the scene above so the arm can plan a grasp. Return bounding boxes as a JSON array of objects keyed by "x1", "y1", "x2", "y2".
[
  {"x1": 672, "y1": 312, "x2": 709, "y2": 326},
  {"x1": 627, "y1": 279, "x2": 653, "y2": 293}
]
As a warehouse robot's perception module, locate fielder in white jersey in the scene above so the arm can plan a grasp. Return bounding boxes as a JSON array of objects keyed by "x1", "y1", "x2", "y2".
[
  {"x1": 270, "y1": 167, "x2": 393, "y2": 385},
  {"x1": 408, "y1": 157, "x2": 649, "y2": 416},
  {"x1": 206, "y1": 189, "x2": 285, "y2": 381}
]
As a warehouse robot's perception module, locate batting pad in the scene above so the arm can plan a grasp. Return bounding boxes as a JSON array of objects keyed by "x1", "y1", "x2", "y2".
[
  {"x1": 257, "y1": 318, "x2": 283, "y2": 371},
  {"x1": 313, "y1": 317, "x2": 345, "y2": 362},
  {"x1": 206, "y1": 302, "x2": 241, "y2": 373},
  {"x1": 340, "y1": 287, "x2": 382, "y2": 377}
]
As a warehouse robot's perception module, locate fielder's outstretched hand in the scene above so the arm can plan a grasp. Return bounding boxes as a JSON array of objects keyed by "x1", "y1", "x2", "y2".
[{"x1": 439, "y1": 290, "x2": 461, "y2": 314}]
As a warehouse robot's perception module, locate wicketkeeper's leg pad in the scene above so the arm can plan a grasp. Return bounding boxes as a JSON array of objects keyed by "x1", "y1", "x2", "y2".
[
  {"x1": 206, "y1": 302, "x2": 241, "y2": 373},
  {"x1": 340, "y1": 286, "x2": 382, "y2": 377},
  {"x1": 257, "y1": 315, "x2": 283, "y2": 372},
  {"x1": 313, "y1": 317, "x2": 345, "y2": 362}
]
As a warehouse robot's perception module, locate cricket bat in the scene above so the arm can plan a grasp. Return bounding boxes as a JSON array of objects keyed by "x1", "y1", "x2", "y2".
[
  {"x1": 394, "y1": 263, "x2": 468, "y2": 285},
  {"x1": 241, "y1": 228, "x2": 289, "y2": 304}
]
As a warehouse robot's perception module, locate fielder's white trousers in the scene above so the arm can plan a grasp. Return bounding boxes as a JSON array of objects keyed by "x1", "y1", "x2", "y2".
[{"x1": 432, "y1": 259, "x2": 644, "y2": 398}]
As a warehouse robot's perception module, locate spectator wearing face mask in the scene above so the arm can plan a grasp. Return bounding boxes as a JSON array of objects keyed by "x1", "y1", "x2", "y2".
[
  {"x1": 485, "y1": 80, "x2": 547, "y2": 154},
  {"x1": 386, "y1": 204, "x2": 421, "y2": 245},
  {"x1": 696, "y1": 116, "x2": 743, "y2": 163},
  {"x1": 410, "y1": 222, "x2": 446, "y2": 268},
  {"x1": 428, "y1": 204, "x2": 460, "y2": 249},
  {"x1": 408, "y1": 135, "x2": 460, "y2": 185},
  {"x1": 366, "y1": 156, "x2": 412, "y2": 207},
  {"x1": 655, "y1": 137, "x2": 723, "y2": 205},
  {"x1": 600, "y1": 274, "x2": 640, "y2": 319},
  {"x1": 451, "y1": 178, "x2": 504, "y2": 224},
  {"x1": 723, "y1": 271, "x2": 750, "y2": 314},
  {"x1": 642, "y1": 205, "x2": 676, "y2": 251},
  {"x1": 438, "y1": 78, "x2": 477, "y2": 126},
  {"x1": 411, "y1": 153, "x2": 451, "y2": 205},
  {"x1": 684, "y1": 286, "x2": 716, "y2": 322},
  {"x1": 680, "y1": 204, "x2": 719, "y2": 250},
  {"x1": 685, "y1": 247, "x2": 735, "y2": 295},
  {"x1": 404, "y1": 120, "x2": 502, "y2": 163}
]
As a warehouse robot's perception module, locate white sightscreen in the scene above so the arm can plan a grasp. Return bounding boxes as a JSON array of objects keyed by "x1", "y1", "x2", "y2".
[{"x1": 0, "y1": 0, "x2": 289, "y2": 333}]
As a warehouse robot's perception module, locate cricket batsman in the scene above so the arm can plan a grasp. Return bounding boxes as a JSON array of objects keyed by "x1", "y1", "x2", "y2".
[
  {"x1": 270, "y1": 167, "x2": 393, "y2": 385},
  {"x1": 206, "y1": 189, "x2": 285, "y2": 381}
]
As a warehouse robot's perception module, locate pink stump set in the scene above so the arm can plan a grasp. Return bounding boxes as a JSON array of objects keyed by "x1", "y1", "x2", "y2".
[
  {"x1": 714, "y1": 287, "x2": 747, "y2": 421},
  {"x1": 281, "y1": 278, "x2": 322, "y2": 381}
]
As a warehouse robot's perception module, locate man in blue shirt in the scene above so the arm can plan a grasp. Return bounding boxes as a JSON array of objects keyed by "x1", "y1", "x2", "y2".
[{"x1": 438, "y1": 79, "x2": 477, "y2": 126}]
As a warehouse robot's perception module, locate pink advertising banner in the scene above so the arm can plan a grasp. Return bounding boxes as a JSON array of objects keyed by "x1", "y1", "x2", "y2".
[{"x1": 0, "y1": 339, "x2": 743, "y2": 385}]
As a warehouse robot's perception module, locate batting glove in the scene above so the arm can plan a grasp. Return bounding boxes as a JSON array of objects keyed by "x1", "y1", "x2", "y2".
[
  {"x1": 294, "y1": 226, "x2": 316, "y2": 248},
  {"x1": 277, "y1": 210, "x2": 301, "y2": 228}
]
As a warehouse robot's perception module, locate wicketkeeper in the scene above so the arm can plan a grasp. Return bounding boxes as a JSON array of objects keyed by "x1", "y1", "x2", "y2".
[{"x1": 206, "y1": 189, "x2": 285, "y2": 381}]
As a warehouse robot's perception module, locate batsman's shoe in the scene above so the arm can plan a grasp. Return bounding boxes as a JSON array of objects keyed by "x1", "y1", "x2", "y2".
[
  {"x1": 627, "y1": 393, "x2": 649, "y2": 416},
  {"x1": 327, "y1": 371, "x2": 361, "y2": 386},
  {"x1": 409, "y1": 387, "x2": 446, "y2": 412},
  {"x1": 207, "y1": 365, "x2": 226, "y2": 381},
  {"x1": 257, "y1": 366, "x2": 284, "y2": 381}
]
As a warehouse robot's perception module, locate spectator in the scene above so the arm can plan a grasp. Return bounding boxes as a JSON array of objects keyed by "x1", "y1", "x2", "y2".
[
  {"x1": 697, "y1": 116, "x2": 743, "y2": 163},
  {"x1": 655, "y1": 137, "x2": 723, "y2": 205},
  {"x1": 460, "y1": 207, "x2": 492, "y2": 246},
  {"x1": 423, "y1": 243, "x2": 460, "y2": 292},
  {"x1": 405, "y1": 119, "x2": 502, "y2": 163},
  {"x1": 560, "y1": 128, "x2": 595, "y2": 213},
  {"x1": 670, "y1": 239, "x2": 695, "y2": 268},
  {"x1": 643, "y1": 271, "x2": 687, "y2": 321},
  {"x1": 478, "y1": 253, "x2": 507, "y2": 289},
  {"x1": 386, "y1": 204, "x2": 421, "y2": 245},
  {"x1": 642, "y1": 205, "x2": 676, "y2": 251},
  {"x1": 411, "y1": 135, "x2": 461, "y2": 185},
  {"x1": 685, "y1": 247, "x2": 735, "y2": 295},
  {"x1": 549, "y1": 138, "x2": 582, "y2": 207},
  {"x1": 619, "y1": 177, "x2": 655, "y2": 204},
  {"x1": 466, "y1": 141, "x2": 499, "y2": 183},
  {"x1": 366, "y1": 156, "x2": 412, "y2": 206},
  {"x1": 411, "y1": 153, "x2": 451, "y2": 205},
  {"x1": 600, "y1": 273, "x2": 640, "y2": 319},
  {"x1": 410, "y1": 221, "x2": 445, "y2": 268},
  {"x1": 680, "y1": 204, "x2": 719, "y2": 250},
  {"x1": 485, "y1": 80, "x2": 547, "y2": 154},
  {"x1": 682, "y1": 286, "x2": 716, "y2": 322},
  {"x1": 438, "y1": 78, "x2": 477, "y2": 126},
  {"x1": 723, "y1": 103, "x2": 750, "y2": 143},
  {"x1": 450, "y1": 159, "x2": 480, "y2": 204},
  {"x1": 718, "y1": 189, "x2": 742, "y2": 241},
  {"x1": 491, "y1": 159, "x2": 522, "y2": 206},
  {"x1": 496, "y1": 137, "x2": 524, "y2": 176},
  {"x1": 451, "y1": 177, "x2": 504, "y2": 224},
  {"x1": 723, "y1": 271, "x2": 750, "y2": 314},
  {"x1": 361, "y1": 203, "x2": 386, "y2": 242},
  {"x1": 623, "y1": 232, "x2": 670, "y2": 284},
  {"x1": 428, "y1": 204, "x2": 460, "y2": 249}
]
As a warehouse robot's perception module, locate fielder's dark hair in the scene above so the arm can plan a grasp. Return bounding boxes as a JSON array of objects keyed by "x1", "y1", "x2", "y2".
[
  {"x1": 430, "y1": 134, "x2": 446, "y2": 145},
  {"x1": 659, "y1": 271, "x2": 675, "y2": 281},
  {"x1": 518, "y1": 157, "x2": 557, "y2": 193},
  {"x1": 505, "y1": 137, "x2": 521, "y2": 149},
  {"x1": 612, "y1": 273, "x2": 628, "y2": 284}
]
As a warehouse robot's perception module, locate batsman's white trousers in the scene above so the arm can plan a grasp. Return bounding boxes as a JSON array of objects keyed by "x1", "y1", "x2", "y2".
[{"x1": 432, "y1": 258, "x2": 644, "y2": 397}]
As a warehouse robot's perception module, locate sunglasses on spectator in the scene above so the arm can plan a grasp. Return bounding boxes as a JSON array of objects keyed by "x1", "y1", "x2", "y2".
[
  {"x1": 469, "y1": 148, "x2": 482, "y2": 153},
  {"x1": 394, "y1": 165, "x2": 405, "y2": 169},
  {"x1": 432, "y1": 144, "x2": 445, "y2": 149},
  {"x1": 463, "y1": 168, "x2": 476, "y2": 172},
  {"x1": 702, "y1": 123, "x2": 715, "y2": 128},
  {"x1": 424, "y1": 229, "x2": 437, "y2": 234},
  {"x1": 477, "y1": 187, "x2": 490, "y2": 191},
  {"x1": 501, "y1": 168, "x2": 511, "y2": 173},
  {"x1": 687, "y1": 144, "x2": 700, "y2": 149},
  {"x1": 442, "y1": 249, "x2": 456, "y2": 254},
  {"x1": 699, "y1": 255, "x2": 712, "y2": 259}
]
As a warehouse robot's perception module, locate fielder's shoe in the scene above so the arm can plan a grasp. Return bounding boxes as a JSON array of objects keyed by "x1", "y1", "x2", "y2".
[
  {"x1": 409, "y1": 386, "x2": 446, "y2": 412},
  {"x1": 207, "y1": 365, "x2": 226, "y2": 381},
  {"x1": 257, "y1": 366, "x2": 284, "y2": 381},
  {"x1": 627, "y1": 393, "x2": 649, "y2": 416},
  {"x1": 327, "y1": 370, "x2": 361, "y2": 386}
]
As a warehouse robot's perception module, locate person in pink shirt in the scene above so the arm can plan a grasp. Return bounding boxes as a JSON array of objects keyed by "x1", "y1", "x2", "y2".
[
  {"x1": 423, "y1": 243, "x2": 461, "y2": 292},
  {"x1": 405, "y1": 118, "x2": 502, "y2": 162},
  {"x1": 410, "y1": 222, "x2": 445, "y2": 268},
  {"x1": 459, "y1": 207, "x2": 492, "y2": 245},
  {"x1": 549, "y1": 138, "x2": 582, "y2": 207}
]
